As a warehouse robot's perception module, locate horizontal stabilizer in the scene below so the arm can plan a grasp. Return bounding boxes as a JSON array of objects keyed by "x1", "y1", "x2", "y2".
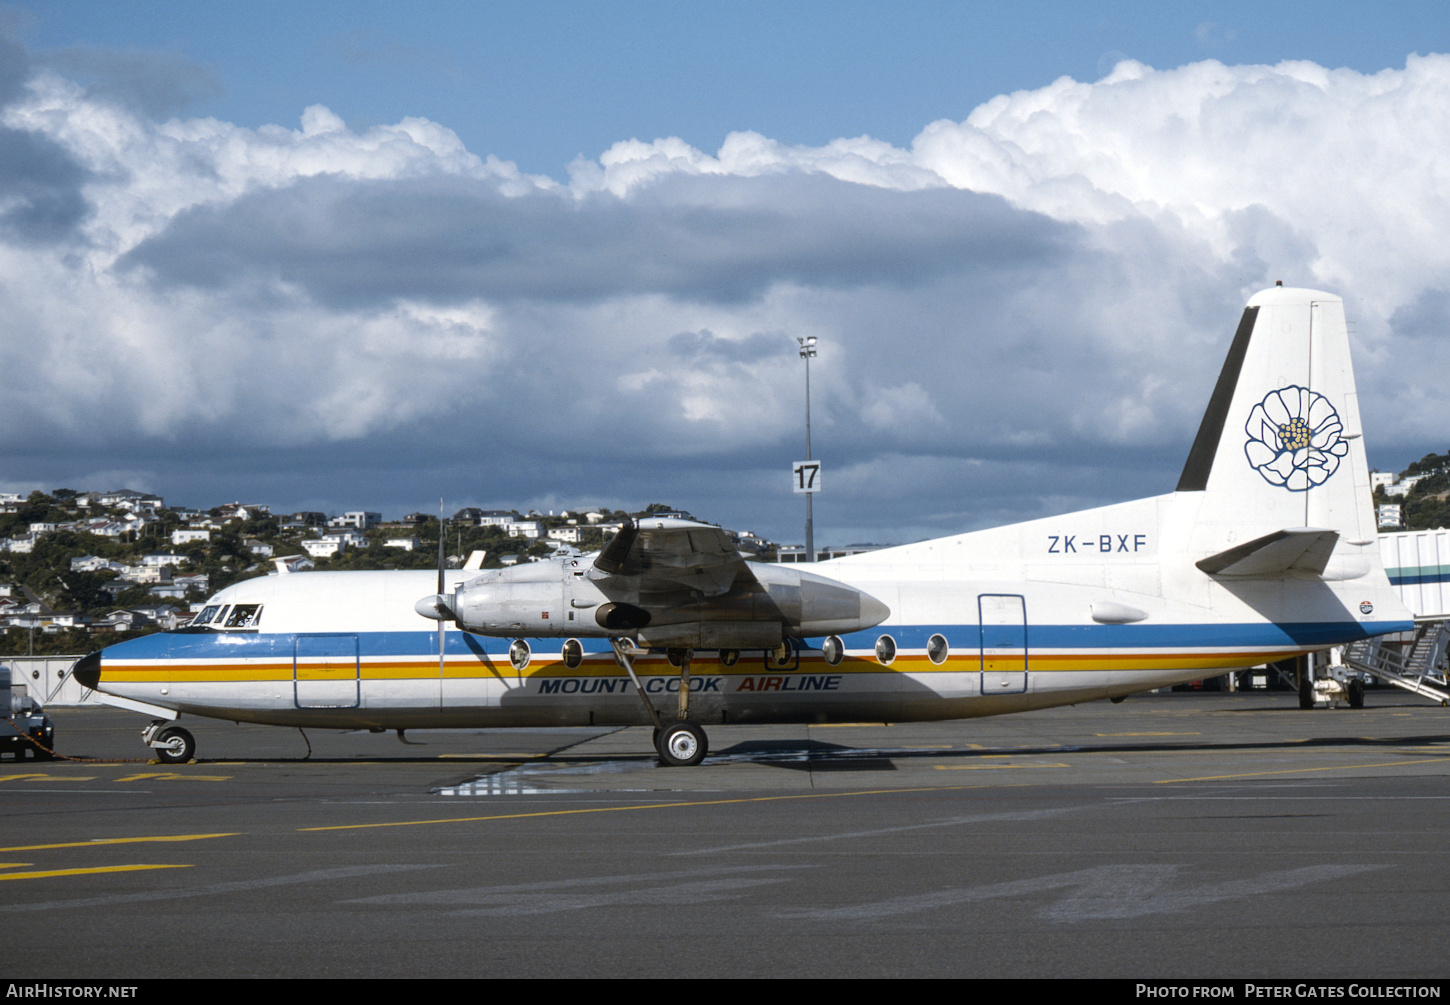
[{"x1": 1196, "y1": 528, "x2": 1340, "y2": 577}]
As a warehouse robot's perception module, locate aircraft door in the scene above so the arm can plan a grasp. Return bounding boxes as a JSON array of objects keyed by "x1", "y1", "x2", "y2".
[
  {"x1": 294, "y1": 634, "x2": 361, "y2": 708},
  {"x1": 978, "y1": 594, "x2": 1028, "y2": 695}
]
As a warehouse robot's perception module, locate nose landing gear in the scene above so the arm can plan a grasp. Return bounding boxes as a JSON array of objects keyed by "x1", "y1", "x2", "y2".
[{"x1": 142, "y1": 721, "x2": 195, "y2": 763}]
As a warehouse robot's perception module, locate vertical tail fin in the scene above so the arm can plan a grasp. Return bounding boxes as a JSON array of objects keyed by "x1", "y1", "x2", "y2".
[{"x1": 1177, "y1": 287, "x2": 1377, "y2": 569}]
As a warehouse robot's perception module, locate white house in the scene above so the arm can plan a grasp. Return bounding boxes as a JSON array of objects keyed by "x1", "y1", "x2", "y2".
[
  {"x1": 1384, "y1": 474, "x2": 1427, "y2": 498},
  {"x1": 301, "y1": 532, "x2": 368, "y2": 559},
  {"x1": 70, "y1": 555, "x2": 125, "y2": 573}
]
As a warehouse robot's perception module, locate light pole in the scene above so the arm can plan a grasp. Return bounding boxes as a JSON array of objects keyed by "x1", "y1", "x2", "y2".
[{"x1": 798, "y1": 336, "x2": 817, "y2": 562}]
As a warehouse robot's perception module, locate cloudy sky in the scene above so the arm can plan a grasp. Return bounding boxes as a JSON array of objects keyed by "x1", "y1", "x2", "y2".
[{"x1": 3, "y1": 1, "x2": 1449, "y2": 546}]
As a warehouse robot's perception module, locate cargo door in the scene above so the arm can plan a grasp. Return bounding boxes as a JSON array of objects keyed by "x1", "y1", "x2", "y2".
[{"x1": 294, "y1": 634, "x2": 360, "y2": 708}]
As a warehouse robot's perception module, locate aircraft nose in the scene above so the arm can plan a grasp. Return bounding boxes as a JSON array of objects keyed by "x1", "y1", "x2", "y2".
[{"x1": 71, "y1": 650, "x2": 102, "y2": 690}]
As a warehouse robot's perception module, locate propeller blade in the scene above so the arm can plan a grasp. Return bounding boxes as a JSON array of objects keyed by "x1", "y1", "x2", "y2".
[
  {"x1": 437, "y1": 498, "x2": 446, "y2": 598},
  {"x1": 438, "y1": 498, "x2": 447, "y2": 676}
]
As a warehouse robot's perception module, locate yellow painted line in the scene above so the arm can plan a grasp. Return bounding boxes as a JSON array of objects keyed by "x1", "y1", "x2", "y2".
[
  {"x1": 298, "y1": 785, "x2": 980, "y2": 833},
  {"x1": 0, "y1": 833, "x2": 238, "y2": 852},
  {"x1": 1094, "y1": 732, "x2": 1202, "y2": 737},
  {"x1": 0, "y1": 775, "x2": 99, "y2": 782},
  {"x1": 0, "y1": 862, "x2": 32, "y2": 868},
  {"x1": 113, "y1": 773, "x2": 232, "y2": 782},
  {"x1": 0, "y1": 864, "x2": 193, "y2": 882},
  {"x1": 1155, "y1": 756, "x2": 1450, "y2": 784},
  {"x1": 438, "y1": 753, "x2": 543, "y2": 760}
]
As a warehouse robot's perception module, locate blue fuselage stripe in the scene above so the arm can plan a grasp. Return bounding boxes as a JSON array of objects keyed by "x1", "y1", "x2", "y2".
[{"x1": 102, "y1": 618, "x2": 1413, "y2": 661}]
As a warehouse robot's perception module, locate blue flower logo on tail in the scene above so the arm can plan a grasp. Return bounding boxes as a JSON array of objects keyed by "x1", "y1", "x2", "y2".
[{"x1": 1244, "y1": 386, "x2": 1348, "y2": 491}]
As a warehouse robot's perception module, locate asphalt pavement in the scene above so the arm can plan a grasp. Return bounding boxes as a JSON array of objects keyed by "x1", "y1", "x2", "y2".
[{"x1": 4, "y1": 690, "x2": 1449, "y2": 979}]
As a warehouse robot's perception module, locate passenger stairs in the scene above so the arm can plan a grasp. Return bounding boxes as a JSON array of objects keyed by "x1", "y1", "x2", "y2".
[{"x1": 1343, "y1": 620, "x2": 1450, "y2": 705}]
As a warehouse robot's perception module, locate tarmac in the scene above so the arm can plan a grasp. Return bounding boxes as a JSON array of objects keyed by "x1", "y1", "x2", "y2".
[{"x1": 4, "y1": 689, "x2": 1450, "y2": 978}]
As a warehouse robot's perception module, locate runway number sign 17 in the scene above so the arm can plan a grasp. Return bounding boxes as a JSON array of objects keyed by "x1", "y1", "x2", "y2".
[{"x1": 792, "y1": 461, "x2": 822, "y2": 493}]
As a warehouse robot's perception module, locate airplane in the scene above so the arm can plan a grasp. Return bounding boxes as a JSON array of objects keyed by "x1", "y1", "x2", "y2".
[{"x1": 71, "y1": 285, "x2": 1414, "y2": 766}]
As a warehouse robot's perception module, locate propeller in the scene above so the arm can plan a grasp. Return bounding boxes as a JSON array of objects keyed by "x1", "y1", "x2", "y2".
[
  {"x1": 437, "y1": 501, "x2": 446, "y2": 674},
  {"x1": 411, "y1": 499, "x2": 458, "y2": 677}
]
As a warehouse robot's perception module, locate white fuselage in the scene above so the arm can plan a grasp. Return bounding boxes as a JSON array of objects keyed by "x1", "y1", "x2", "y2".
[{"x1": 86, "y1": 492, "x2": 1409, "y2": 731}]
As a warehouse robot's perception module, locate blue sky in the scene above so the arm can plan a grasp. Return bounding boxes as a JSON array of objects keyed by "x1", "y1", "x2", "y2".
[{"x1": 2, "y1": 1, "x2": 1449, "y2": 543}]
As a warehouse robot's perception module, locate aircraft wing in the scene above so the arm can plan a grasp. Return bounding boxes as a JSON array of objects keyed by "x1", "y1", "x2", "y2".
[
  {"x1": 430, "y1": 516, "x2": 887, "y2": 648},
  {"x1": 591, "y1": 518, "x2": 753, "y2": 597},
  {"x1": 1195, "y1": 528, "x2": 1341, "y2": 577}
]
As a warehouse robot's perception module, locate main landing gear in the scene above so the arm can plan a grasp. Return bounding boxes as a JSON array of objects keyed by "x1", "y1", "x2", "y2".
[
  {"x1": 613, "y1": 640, "x2": 710, "y2": 767},
  {"x1": 143, "y1": 721, "x2": 195, "y2": 764}
]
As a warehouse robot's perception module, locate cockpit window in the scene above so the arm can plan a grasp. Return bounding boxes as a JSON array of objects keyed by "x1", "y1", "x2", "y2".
[
  {"x1": 223, "y1": 604, "x2": 263, "y2": 628},
  {"x1": 191, "y1": 605, "x2": 221, "y2": 626}
]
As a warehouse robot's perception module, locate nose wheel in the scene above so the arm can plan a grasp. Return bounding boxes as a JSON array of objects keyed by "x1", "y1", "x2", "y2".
[
  {"x1": 655, "y1": 721, "x2": 707, "y2": 767},
  {"x1": 145, "y1": 723, "x2": 195, "y2": 764}
]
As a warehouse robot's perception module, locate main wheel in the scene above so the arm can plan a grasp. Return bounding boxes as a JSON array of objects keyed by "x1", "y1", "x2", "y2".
[
  {"x1": 154, "y1": 726, "x2": 195, "y2": 764},
  {"x1": 656, "y1": 721, "x2": 707, "y2": 767},
  {"x1": 1348, "y1": 679, "x2": 1365, "y2": 709}
]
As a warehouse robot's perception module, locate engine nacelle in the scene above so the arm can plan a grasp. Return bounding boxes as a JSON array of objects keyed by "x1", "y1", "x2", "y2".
[{"x1": 752, "y1": 564, "x2": 892, "y2": 638}]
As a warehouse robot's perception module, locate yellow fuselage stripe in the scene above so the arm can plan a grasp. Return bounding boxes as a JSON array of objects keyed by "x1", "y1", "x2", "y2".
[{"x1": 100, "y1": 648, "x2": 1300, "y2": 684}]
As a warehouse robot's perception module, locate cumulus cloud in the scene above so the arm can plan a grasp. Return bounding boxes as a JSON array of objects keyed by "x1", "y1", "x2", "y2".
[
  {"x1": 0, "y1": 124, "x2": 90, "y2": 240},
  {"x1": 1, "y1": 46, "x2": 1448, "y2": 541}
]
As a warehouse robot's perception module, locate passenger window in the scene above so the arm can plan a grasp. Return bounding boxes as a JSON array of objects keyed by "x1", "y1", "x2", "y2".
[
  {"x1": 822, "y1": 635, "x2": 845, "y2": 666},
  {"x1": 875, "y1": 635, "x2": 896, "y2": 665},
  {"x1": 510, "y1": 638, "x2": 531, "y2": 671},
  {"x1": 927, "y1": 634, "x2": 949, "y2": 664},
  {"x1": 562, "y1": 639, "x2": 583, "y2": 669}
]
